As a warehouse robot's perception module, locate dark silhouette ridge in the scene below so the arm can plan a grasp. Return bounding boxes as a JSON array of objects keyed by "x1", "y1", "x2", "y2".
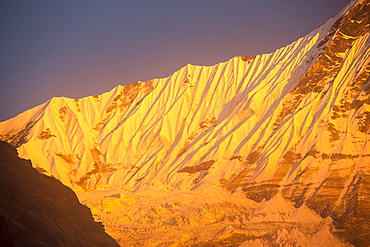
[{"x1": 0, "y1": 141, "x2": 119, "y2": 247}]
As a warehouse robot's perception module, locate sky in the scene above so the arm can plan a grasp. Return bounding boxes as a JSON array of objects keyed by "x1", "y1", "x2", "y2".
[{"x1": 0, "y1": 0, "x2": 351, "y2": 121}]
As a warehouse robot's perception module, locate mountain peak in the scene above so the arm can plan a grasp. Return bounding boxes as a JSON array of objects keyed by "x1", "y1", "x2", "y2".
[{"x1": 1, "y1": 0, "x2": 369, "y2": 245}]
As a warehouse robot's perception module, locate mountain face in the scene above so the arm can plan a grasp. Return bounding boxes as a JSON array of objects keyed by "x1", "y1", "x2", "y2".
[
  {"x1": 0, "y1": 141, "x2": 119, "y2": 247},
  {"x1": 1, "y1": 0, "x2": 369, "y2": 246}
]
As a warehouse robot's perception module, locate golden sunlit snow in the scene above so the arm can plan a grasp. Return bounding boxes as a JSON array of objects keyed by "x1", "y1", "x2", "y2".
[{"x1": 1, "y1": 0, "x2": 369, "y2": 246}]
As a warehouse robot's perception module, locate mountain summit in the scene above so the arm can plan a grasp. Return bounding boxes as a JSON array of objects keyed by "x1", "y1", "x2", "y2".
[{"x1": 1, "y1": 0, "x2": 369, "y2": 246}]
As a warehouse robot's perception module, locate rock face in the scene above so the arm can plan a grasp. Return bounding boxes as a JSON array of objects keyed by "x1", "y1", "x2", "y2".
[
  {"x1": 0, "y1": 0, "x2": 369, "y2": 246},
  {"x1": 0, "y1": 141, "x2": 119, "y2": 247}
]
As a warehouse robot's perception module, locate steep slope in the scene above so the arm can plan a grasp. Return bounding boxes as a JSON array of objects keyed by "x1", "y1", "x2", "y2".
[
  {"x1": 0, "y1": 141, "x2": 119, "y2": 247},
  {"x1": 0, "y1": 1, "x2": 357, "y2": 190},
  {"x1": 1, "y1": 0, "x2": 369, "y2": 246}
]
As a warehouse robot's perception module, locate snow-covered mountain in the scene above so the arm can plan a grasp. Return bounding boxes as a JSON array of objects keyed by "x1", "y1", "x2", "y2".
[{"x1": 1, "y1": 0, "x2": 369, "y2": 246}]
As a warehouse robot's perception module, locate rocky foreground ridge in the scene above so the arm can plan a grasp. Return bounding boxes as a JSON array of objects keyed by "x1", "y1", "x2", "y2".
[
  {"x1": 1, "y1": 0, "x2": 369, "y2": 246},
  {"x1": 0, "y1": 141, "x2": 119, "y2": 246}
]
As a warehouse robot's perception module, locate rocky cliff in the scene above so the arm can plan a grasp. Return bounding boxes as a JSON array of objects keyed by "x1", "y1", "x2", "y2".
[{"x1": 0, "y1": 141, "x2": 119, "y2": 247}]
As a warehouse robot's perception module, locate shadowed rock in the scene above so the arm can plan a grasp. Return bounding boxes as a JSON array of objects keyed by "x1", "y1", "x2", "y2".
[{"x1": 0, "y1": 141, "x2": 119, "y2": 247}]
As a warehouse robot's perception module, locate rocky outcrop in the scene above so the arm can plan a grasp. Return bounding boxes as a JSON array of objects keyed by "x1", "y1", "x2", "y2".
[{"x1": 0, "y1": 141, "x2": 119, "y2": 247}]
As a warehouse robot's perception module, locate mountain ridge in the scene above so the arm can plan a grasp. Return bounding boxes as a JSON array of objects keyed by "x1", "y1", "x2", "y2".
[
  {"x1": 1, "y1": 0, "x2": 369, "y2": 246},
  {"x1": 0, "y1": 141, "x2": 119, "y2": 246}
]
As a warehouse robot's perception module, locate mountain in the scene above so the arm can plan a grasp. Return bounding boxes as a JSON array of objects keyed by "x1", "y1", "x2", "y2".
[
  {"x1": 1, "y1": 0, "x2": 369, "y2": 246},
  {"x1": 0, "y1": 141, "x2": 119, "y2": 246}
]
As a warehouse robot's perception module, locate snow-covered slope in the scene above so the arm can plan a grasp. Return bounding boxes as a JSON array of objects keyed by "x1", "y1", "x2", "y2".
[{"x1": 1, "y1": 0, "x2": 369, "y2": 246}]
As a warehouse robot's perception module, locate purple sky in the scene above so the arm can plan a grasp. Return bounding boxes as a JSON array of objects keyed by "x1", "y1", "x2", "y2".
[{"x1": 0, "y1": 0, "x2": 351, "y2": 121}]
